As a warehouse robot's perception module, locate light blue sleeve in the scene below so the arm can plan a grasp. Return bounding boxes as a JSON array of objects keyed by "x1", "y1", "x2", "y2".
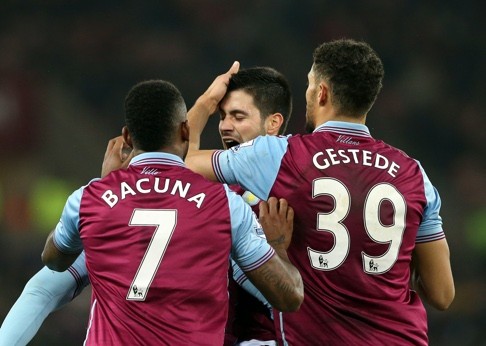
[
  {"x1": 226, "y1": 185, "x2": 275, "y2": 271},
  {"x1": 416, "y1": 162, "x2": 445, "y2": 243},
  {"x1": 53, "y1": 187, "x2": 84, "y2": 253},
  {"x1": 231, "y1": 259, "x2": 272, "y2": 311},
  {"x1": 213, "y1": 135, "x2": 289, "y2": 201},
  {"x1": 0, "y1": 253, "x2": 89, "y2": 346}
]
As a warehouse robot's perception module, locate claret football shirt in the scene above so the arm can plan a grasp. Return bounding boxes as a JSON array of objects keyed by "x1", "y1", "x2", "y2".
[
  {"x1": 53, "y1": 152, "x2": 274, "y2": 346},
  {"x1": 212, "y1": 121, "x2": 445, "y2": 345}
]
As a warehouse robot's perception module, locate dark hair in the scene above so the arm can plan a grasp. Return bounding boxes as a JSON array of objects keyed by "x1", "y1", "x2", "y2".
[
  {"x1": 125, "y1": 80, "x2": 186, "y2": 151},
  {"x1": 227, "y1": 67, "x2": 293, "y2": 134},
  {"x1": 313, "y1": 39, "x2": 384, "y2": 116}
]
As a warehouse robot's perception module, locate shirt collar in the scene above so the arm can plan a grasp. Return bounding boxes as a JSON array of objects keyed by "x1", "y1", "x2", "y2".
[
  {"x1": 314, "y1": 121, "x2": 371, "y2": 137},
  {"x1": 129, "y1": 152, "x2": 185, "y2": 167}
]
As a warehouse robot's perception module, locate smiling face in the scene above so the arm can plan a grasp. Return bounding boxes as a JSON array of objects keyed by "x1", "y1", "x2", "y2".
[{"x1": 218, "y1": 89, "x2": 268, "y2": 149}]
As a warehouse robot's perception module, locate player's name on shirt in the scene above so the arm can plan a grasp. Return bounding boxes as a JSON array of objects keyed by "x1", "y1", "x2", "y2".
[
  {"x1": 101, "y1": 177, "x2": 206, "y2": 208},
  {"x1": 312, "y1": 148, "x2": 401, "y2": 177}
]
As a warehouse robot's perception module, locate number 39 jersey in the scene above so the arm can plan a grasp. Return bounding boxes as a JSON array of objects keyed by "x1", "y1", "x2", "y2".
[
  {"x1": 212, "y1": 121, "x2": 444, "y2": 346},
  {"x1": 52, "y1": 152, "x2": 274, "y2": 346}
]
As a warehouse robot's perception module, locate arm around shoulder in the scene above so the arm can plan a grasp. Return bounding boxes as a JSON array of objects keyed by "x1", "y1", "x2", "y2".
[
  {"x1": 184, "y1": 149, "x2": 219, "y2": 181},
  {"x1": 412, "y1": 238, "x2": 455, "y2": 310}
]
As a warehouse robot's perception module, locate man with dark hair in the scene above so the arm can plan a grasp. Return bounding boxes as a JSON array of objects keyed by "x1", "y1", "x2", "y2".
[
  {"x1": 39, "y1": 79, "x2": 303, "y2": 345},
  {"x1": 190, "y1": 66, "x2": 292, "y2": 153},
  {"x1": 198, "y1": 67, "x2": 293, "y2": 346},
  {"x1": 186, "y1": 66, "x2": 293, "y2": 346},
  {"x1": 0, "y1": 67, "x2": 294, "y2": 346},
  {"x1": 181, "y1": 39, "x2": 455, "y2": 345},
  {"x1": 224, "y1": 66, "x2": 292, "y2": 136}
]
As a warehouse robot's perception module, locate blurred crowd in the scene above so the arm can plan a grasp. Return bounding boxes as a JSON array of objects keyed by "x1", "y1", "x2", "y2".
[{"x1": 0, "y1": 1, "x2": 484, "y2": 344}]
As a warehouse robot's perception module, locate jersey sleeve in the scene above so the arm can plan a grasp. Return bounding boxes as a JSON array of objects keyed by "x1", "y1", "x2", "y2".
[
  {"x1": 52, "y1": 187, "x2": 84, "y2": 253},
  {"x1": 416, "y1": 162, "x2": 445, "y2": 243},
  {"x1": 212, "y1": 136, "x2": 289, "y2": 201},
  {"x1": 66, "y1": 251, "x2": 90, "y2": 298},
  {"x1": 0, "y1": 253, "x2": 89, "y2": 346},
  {"x1": 225, "y1": 185, "x2": 275, "y2": 271}
]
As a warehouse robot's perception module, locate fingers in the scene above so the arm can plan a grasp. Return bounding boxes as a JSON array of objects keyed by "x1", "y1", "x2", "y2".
[
  {"x1": 101, "y1": 136, "x2": 133, "y2": 178},
  {"x1": 104, "y1": 137, "x2": 118, "y2": 160},
  {"x1": 287, "y1": 206, "x2": 294, "y2": 223},
  {"x1": 122, "y1": 148, "x2": 135, "y2": 164},
  {"x1": 259, "y1": 199, "x2": 268, "y2": 219},
  {"x1": 228, "y1": 61, "x2": 240, "y2": 75},
  {"x1": 277, "y1": 198, "x2": 288, "y2": 218},
  {"x1": 120, "y1": 140, "x2": 133, "y2": 162},
  {"x1": 106, "y1": 136, "x2": 131, "y2": 162},
  {"x1": 268, "y1": 197, "x2": 278, "y2": 215},
  {"x1": 261, "y1": 197, "x2": 292, "y2": 218}
]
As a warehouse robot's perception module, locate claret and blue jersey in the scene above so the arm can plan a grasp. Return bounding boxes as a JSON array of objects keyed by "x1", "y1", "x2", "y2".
[
  {"x1": 51, "y1": 152, "x2": 275, "y2": 345},
  {"x1": 212, "y1": 121, "x2": 445, "y2": 345}
]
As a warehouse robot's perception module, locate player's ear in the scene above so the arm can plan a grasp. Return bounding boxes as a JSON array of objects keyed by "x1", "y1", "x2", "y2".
[
  {"x1": 181, "y1": 120, "x2": 190, "y2": 142},
  {"x1": 122, "y1": 126, "x2": 133, "y2": 147},
  {"x1": 265, "y1": 113, "x2": 284, "y2": 136},
  {"x1": 318, "y1": 81, "x2": 330, "y2": 105}
]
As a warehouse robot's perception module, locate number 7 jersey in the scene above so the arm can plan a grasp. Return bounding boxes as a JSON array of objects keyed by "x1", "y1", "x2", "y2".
[
  {"x1": 51, "y1": 152, "x2": 275, "y2": 346},
  {"x1": 212, "y1": 121, "x2": 444, "y2": 345}
]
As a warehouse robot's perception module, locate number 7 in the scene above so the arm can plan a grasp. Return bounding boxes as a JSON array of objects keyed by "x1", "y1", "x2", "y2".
[{"x1": 126, "y1": 209, "x2": 177, "y2": 301}]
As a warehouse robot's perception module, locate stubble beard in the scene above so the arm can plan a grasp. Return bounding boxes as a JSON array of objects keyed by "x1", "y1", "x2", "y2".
[{"x1": 305, "y1": 106, "x2": 316, "y2": 133}]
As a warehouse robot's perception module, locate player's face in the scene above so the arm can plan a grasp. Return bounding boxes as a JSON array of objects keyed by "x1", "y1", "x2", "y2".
[
  {"x1": 305, "y1": 66, "x2": 318, "y2": 133},
  {"x1": 218, "y1": 90, "x2": 267, "y2": 149}
]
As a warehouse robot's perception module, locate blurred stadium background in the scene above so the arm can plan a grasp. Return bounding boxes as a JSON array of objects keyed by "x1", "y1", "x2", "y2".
[{"x1": 0, "y1": 1, "x2": 484, "y2": 344}]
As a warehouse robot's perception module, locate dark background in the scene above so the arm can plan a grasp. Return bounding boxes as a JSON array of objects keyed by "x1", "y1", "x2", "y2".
[{"x1": 0, "y1": 1, "x2": 484, "y2": 344}]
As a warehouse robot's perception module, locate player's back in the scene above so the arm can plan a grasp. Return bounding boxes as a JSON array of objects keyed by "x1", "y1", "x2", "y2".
[
  {"x1": 79, "y1": 158, "x2": 232, "y2": 345},
  {"x1": 271, "y1": 127, "x2": 429, "y2": 345}
]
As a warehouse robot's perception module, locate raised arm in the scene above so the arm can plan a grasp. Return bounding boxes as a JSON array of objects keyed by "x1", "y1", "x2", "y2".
[
  {"x1": 0, "y1": 254, "x2": 89, "y2": 345},
  {"x1": 411, "y1": 239, "x2": 455, "y2": 310},
  {"x1": 100, "y1": 63, "x2": 240, "y2": 180},
  {"x1": 187, "y1": 61, "x2": 239, "y2": 152},
  {"x1": 184, "y1": 62, "x2": 240, "y2": 180},
  {"x1": 242, "y1": 197, "x2": 303, "y2": 312}
]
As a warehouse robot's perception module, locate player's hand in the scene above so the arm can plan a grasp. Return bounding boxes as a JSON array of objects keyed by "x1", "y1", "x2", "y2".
[
  {"x1": 101, "y1": 136, "x2": 133, "y2": 177},
  {"x1": 259, "y1": 197, "x2": 294, "y2": 251},
  {"x1": 198, "y1": 61, "x2": 240, "y2": 114}
]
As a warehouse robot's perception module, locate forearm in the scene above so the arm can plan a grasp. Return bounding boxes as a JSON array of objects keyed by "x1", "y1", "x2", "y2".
[
  {"x1": 245, "y1": 198, "x2": 302, "y2": 311},
  {"x1": 187, "y1": 61, "x2": 239, "y2": 152},
  {"x1": 412, "y1": 239, "x2": 455, "y2": 310},
  {"x1": 232, "y1": 260, "x2": 271, "y2": 309},
  {"x1": 245, "y1": 254, "x2": 303, "y2": 312},
  {"x1": 0, "y1": 266, "x2": 81, "y2": 345},
  {"x1": 187, "y1": 95, "x2": 217, "y2": 152}
]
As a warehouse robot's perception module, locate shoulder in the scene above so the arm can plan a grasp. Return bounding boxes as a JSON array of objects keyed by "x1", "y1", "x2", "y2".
[{"x1": 229, "y1": 134, "x2": 289, "y2": 153}]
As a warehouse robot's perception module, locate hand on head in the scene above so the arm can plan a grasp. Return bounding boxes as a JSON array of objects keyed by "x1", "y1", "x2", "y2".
[{"x1": 199, "y1": 61, "x2": 240, "y2": 114}]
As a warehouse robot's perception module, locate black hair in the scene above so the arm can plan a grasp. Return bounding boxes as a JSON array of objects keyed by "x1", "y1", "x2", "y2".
[
  {"x1": 124, "y1": 80, "x2": 186, "y2": 151},
  {"x1": 313, "y1": 39, "x2": 384, "y2": 116},
  {"x1": 227, "y1": 67, "x2": 293, "y2": 134}
]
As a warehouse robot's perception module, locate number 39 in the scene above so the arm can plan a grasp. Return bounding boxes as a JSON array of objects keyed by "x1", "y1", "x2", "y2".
[{"x1": 307, "y1": 178, "x2": 406, "y2": 275}]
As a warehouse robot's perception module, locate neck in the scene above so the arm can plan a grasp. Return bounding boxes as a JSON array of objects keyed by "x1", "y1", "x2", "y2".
[
  {"x1": 132, "y1": 147, "x2": 183, "y2": 159},
  {"x1": 316, "y1": 112, "x2": 366, "y2": 128}
]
